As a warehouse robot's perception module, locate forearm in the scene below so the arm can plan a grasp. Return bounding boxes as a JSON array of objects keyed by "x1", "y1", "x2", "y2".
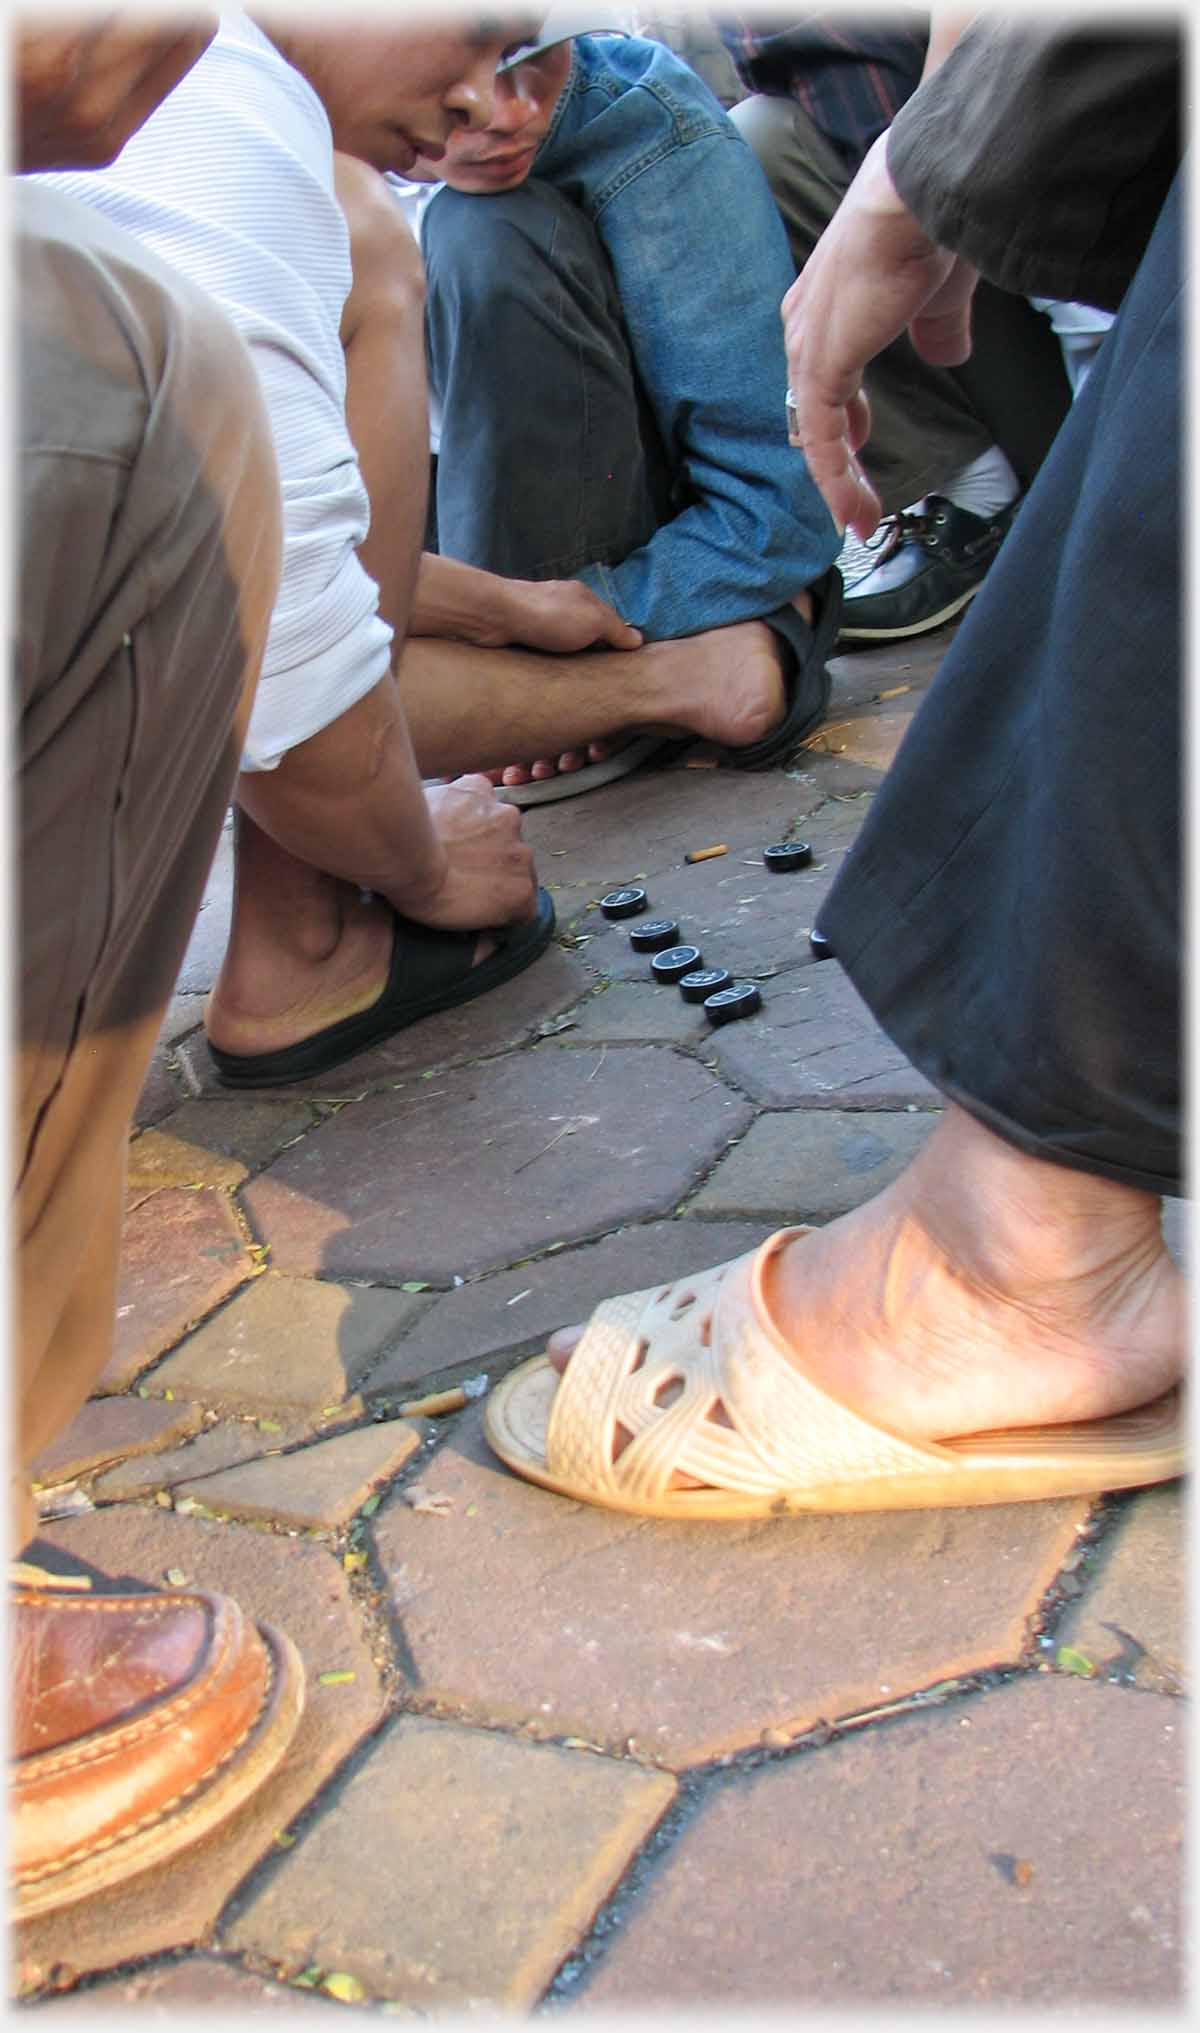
[
  {"x1": 412, "y1": 551, "x2": 519, "y2": 643},
  {"x1": 919, "y1": 9, "x2": 976, "y2": 82},
  {"x1": 236, "y1": 672, "x2": 446, "y2": 913}
]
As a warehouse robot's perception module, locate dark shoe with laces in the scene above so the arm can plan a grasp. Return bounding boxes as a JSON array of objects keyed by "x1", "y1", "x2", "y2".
[{"x1": 837, "y1": 494, "x2": 1019, "y2": 643}]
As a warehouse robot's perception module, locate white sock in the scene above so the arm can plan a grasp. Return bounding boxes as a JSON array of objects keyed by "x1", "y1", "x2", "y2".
[{"x1": 937, "y1": 444, "x2": 1019, "y2": 519}]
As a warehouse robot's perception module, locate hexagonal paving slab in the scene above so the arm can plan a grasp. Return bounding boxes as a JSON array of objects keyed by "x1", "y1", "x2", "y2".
[
  {"x1": 244, "y1": 1046, "x2": 754, "y2": 1282},
  {"x1": 576, "y1": 1674, "x2": 1183, "y2": 2009},
  {"x1": 373, "y1": 1401, "x2": 1090, "y2": 1768}
]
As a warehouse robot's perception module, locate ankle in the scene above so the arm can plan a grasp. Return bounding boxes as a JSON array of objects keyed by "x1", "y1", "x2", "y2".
[{"x1": 909, "y1": 1106, "x2": 1170, "y2": 1303}]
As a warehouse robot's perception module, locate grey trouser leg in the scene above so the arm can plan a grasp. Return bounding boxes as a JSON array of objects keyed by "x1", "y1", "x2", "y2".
[
  {"x1": 732, "y1": 93, "x2": 1071, "y2": 508},
  {"x1": 14, "y1": 186, "x2": 281, "y2": 1547},
  {"x1": 423, "y1": 179, "x2": 674, "y2": 579}
]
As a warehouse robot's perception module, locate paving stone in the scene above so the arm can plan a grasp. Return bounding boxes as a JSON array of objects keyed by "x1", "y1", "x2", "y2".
[
  {"x1": 689, "y1": 1107, "x2": 940, "y2": 1220},
  {"x1": 133, "y1": 1049, "x2": 182, "y2": 1131},
  {"x1": 16, "y1": 1507, "x2": 386, "y2": 1985},
  {"x1": 91, "y1": 1415, "x2": 321, "y2": 1501},
  {"x1": 157, "y1": 1095, "x2": 318, "y2": 1171},
  {"x1": 1056, "y1": 1483, "x2": 1186, "y2": 1693},
  {"x1": 364, "y1": 1219, "x2": 775, "y2": 1397},
  {"x1": 801, "y1": 699, "x2": 919, "y2": 772},
  {"x1": 709, "y1": 953, "x2": 940, "y2": 1109},
  {"x1": 578, "y1": 1674, "x2": 1184, "y2": 2009},
  {"x1": 159, "y1": 991, "x2": 208, "y2": 1048},
  {"x1": 224, "y1": 1714, "x2": 675, "y2": 2010},
  {"x1": 30, "y1": 1395, "x2": 204, "y2": 1489},
  {"x1": 374, "y1": 1402, "x2": 1089, "y2": 1768},
  {"x1": 176, "y1": 943, "x2": 589, "y2": 1099},
  {"x1": 128, "y1": 1125, "x2": 248, "y2": 1192},
  {"x1": 577, "y1": 799, "x2": 866, "y2": 989},
  {"x1": 147, "y1": 1273, "x2": 430, "y2": 1415},
  {"x1": 99, "y1": 1188, "x2": 252, "y2": 1392},
  {"x1": 26, "y1": 1955, "x2": 341, "y2": 2015},
  {"x1": 177, "y1": 1421, "x2": 422, "y2": 1530},
  {"x1": 246, "y1": 1046, "x2": 754, "y2": 1283},
  {"x1": 521, "y1": 761, "x2": 828, "y2": 919},
  {"x1": 566, "y1": 982, "x2": 705, "y2": 1047}
]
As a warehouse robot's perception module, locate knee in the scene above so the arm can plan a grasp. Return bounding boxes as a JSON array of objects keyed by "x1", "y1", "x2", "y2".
[
  {"x1": 335, "y1": 150, "x2": 427, "y2": 345},
  {"x1": 729, "y1": 93, "x2": 795, "y2": 187},
  {"x1": 423, "y1": 181, "x2": 574, "y2": 315}
]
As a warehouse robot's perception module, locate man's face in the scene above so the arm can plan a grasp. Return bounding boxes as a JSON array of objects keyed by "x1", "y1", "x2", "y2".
[
  {"x1": 269, "y1": 14, "x2": 542, "y2": 176},
  {"x1": 412, "y1": 40, "x2": 571, "y2": 190}
]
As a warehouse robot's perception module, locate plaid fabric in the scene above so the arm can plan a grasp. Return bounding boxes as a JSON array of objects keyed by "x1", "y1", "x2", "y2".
[{"x1": 718, "y1": 12, "x2": 928, "y2": 170}]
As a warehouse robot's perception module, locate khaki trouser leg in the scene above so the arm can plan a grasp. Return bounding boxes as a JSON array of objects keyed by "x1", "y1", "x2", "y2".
[{"x1": 13, "y1": 186, "x2": 281, "y2": 1552}]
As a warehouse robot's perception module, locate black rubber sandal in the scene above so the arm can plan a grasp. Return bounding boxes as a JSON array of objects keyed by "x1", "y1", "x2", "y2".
[{"x1": 208, "y1": 887, "x2": 556, "y2": 1089}]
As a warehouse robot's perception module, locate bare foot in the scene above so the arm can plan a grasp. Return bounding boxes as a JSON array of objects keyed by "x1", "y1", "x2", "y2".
[
  {"x1": 548, "y1": 1105, "x2": 1184, "y2": 1485},
  {"x1": 205, "y1": 885, "x2": 494, "y2": 1057},
  {"x1": 485, "y1": 736, "x2": 636, "y2": 790}
]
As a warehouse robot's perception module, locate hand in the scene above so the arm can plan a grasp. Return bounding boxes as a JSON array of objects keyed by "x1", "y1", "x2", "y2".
[
  {"x1": 780, "y1": 132, "x2": 978, "y2": 540},
  {"x1": 494, "y1": 578, "x2": 643, "y2": 654},
  {"x1": 14, "y1": 13, "x2": 218, "y2": 171},
  {"x1": 395, "y1": 776, "x2": 539, "y2": 930}
]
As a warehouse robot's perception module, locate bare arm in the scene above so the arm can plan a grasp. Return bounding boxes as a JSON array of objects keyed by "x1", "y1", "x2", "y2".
[
  {"x1": 412, "y1": 552, "x2": 643, "y2": 652},
  {"x1": 14, "y1": 12, "x2": 217, "y2": 169}
]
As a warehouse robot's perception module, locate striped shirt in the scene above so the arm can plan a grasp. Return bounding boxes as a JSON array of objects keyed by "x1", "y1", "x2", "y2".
[
  {"x1": 719, "y1": 13, "x2": 928, "y2": 170},
  {"x1": 34, "y1": 13, "x2": 393, "y2": 772}
]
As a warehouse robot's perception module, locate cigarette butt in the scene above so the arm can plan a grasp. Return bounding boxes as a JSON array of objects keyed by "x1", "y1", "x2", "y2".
[
  {"x1": 873, "y1": 684, "x2": 911, "y2": 701},
  {"x1": 398, "y1": 1386, "x2": 467, "y2": 1418},
  {"x1": 684, "y1": 755, "x2": 718, "y2": 769},
  {"x1": 685, "y1": 844, "x2": 729, "y2": 864}
]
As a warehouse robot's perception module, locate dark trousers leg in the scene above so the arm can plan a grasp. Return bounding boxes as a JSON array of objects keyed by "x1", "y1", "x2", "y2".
[
  {"x1": 822, "y1": 172, "x2": 1182, "y2": 1195},
  {"x1": 14, "y1": 188, "x2": 281, "y2": 1547},
  {"x1": 423, "y1": 179, "x2": 674, "y2": 579}
]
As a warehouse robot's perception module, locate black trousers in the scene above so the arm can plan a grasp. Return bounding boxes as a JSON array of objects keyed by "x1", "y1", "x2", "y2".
[{"x1": 822, "y1": 171, "x2": 1182, "y2": 1196}]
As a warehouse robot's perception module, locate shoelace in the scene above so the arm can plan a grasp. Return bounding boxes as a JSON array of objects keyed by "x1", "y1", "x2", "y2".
[{"x1": 838, "y1": 507, "x2": 931, "y2": 589}]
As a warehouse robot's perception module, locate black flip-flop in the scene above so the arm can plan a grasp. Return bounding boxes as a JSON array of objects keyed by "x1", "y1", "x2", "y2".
[
  {"x1": 715, "y1": 565, "x2": 844, "y2": 771},
  {"x1": 208, "y1": 886, "x2": 557, "y2": 1089}
]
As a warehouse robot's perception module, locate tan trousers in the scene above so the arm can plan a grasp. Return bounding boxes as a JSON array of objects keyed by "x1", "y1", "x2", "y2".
[{"x1": 13, "y1": 185, "x2": 281, "y2": 1550}]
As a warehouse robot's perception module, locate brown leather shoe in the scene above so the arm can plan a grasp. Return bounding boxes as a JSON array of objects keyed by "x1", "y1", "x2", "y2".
[{"x1": 11, "y1": 1579, "x2": 304, "y2": 1919}]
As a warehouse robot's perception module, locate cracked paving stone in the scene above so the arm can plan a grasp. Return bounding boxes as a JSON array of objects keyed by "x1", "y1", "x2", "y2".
[
  {"x1": 373, "y1": 1401, "x2": 1090, "y2": 1768},
  {"x1": 30, "y1": 1395, "x2": 204, "y2": 1488},
  {"x1": 1055, "y1": 1483, "x2": 1187, "y2": 1692},
  {"x1": 134, "y1": 1049, "x2": 183, "y2": 1131},
  {"x1": 709, "y1": 956, "x2": 940, "y2": 1109},
  {"x1": 578, "y1": 1674, "x2": 1183, "y2": 2010},
  {"x1": 245, "y1": 1047, "x2": 753, "y2": 1283},
  {"x1": 364, "y1": 1219, "x2": 775, "y2": 1398},
  {"x1": 176, "y1": 1419, "x2": 422, "y2": 1530},
  {"x1": 91, "y1": 1414, "x2": 317, "y2": 1502},
  {"x1": 100, "y1": 1189, "x2": 252, "y2": 1392},
  {"x1": 224, "y1": 1714, "x2": 675, "y2": 2011},
  {"x1": 16, "y1": 1507, "x2": 386, "y2": 1985},
  {"x1": 689, "y1": 1108, "x2": 940, "y2": 1221},
  {"x1": 148, "y1": 1274, "x2": 432, "y2": 1415}
]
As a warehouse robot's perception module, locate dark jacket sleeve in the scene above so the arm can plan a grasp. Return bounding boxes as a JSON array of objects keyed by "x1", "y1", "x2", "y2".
[{"x1": 886, "y1": 22, "x2": 1180, "y2": 310}]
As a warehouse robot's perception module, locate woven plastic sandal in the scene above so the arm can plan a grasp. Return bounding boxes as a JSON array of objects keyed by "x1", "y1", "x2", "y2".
[{"x1": 483, "y1": 1229, "x2": 1185, "y2": 1518}]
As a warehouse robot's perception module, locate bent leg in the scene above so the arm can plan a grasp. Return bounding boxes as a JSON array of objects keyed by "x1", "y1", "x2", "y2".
[
  {"x1": 14, "y1": 187, "x2": 281, "y2": 1546},
  {"x1": 424, "y1": 178, "x2": 672, "y2": 579}
]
